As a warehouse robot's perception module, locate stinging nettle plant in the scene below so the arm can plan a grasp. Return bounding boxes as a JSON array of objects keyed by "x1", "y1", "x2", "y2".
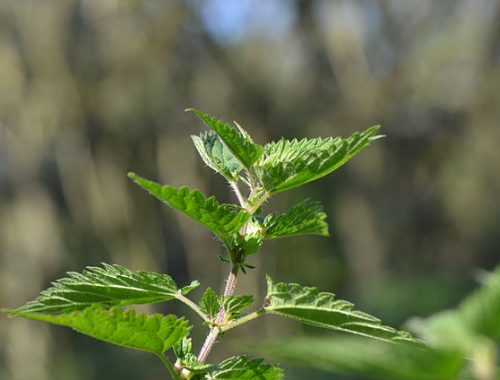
[{"x1": 6, "y1": 109, "x2": 421, "y2": 379}]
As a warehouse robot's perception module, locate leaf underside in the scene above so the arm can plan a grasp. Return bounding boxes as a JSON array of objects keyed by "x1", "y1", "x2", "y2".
[
  {"x1": 264, "y1": 276, "x2": 418, "y2": 344},
  {"x1": 14, "y1": 306, "x2": 190, "y2": 356},
  {"x1": 222, "y1": 295, "x2": 254, "y2": 319},
  {"x1": 192, "y1": 131, "x2": 244, "y2": 181},
  {"x1": 128, "y1": 173, "x2": 250, "y2": 238},
  {"x1": 207, "y1": 356, "x2": 283, "y2": 380},
  {"x1": 187, "y1": 108, "x2": 264, "y2": 169},
  {"x1": 256, "y1": 126, "x2": 382, "y2": 193},
  {"x1": 263, "y1": 199, "x2": 328, "y2": 239},
  {"x1": 12, "y1": 263, "x2": 198, "y2": 314}
]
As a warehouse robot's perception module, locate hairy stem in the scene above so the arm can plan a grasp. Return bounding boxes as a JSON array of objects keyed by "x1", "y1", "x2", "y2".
[
  {"x1": 230, "y1": 181, "x2": 246, "y2": 208},
  {"x1": 157, "y1": 353, "x2": 180, "y2": 380},
  {"x1": 222, "y1": 265, "x2": 239, "y2": 298},
  {"x1": 197, "y1": 264, "x2": 239, "y2": 362},
  {"x1": 247, "y1": 166, "x2": 260, "y2": 192},
  {"x1": 197, "y1": 173, "x2": 252, "y2": 362}
]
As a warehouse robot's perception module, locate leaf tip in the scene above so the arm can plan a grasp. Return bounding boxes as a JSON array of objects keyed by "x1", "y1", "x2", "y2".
[
  {"x1": 265, "y1": 274, "x2": 274, "y2": 289},
  {"x1": 368, "y1": 125, "x2": 385, "y2": 140},
  {"x1": 185, "y1": 107, "x2": 200, "y2": 115},
  {"x1": 371, "y1": 134, "x2": 386, "y2": 141},
  {"x1": 1, "y1": 308, "x2": 17, "y2": 317}
]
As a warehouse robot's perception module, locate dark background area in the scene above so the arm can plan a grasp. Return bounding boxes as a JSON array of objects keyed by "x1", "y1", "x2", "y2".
[{"x1": 0, "y1": 1, "x2": 499, "y2": 379}]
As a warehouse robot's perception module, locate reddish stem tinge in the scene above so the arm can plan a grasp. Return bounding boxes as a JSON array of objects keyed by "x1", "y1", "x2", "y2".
[{"x1": 197, "y1": 265, "x2": 239, "y2": 363}]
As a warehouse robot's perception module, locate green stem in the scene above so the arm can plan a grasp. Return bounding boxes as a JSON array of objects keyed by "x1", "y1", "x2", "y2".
[
  {"x1": 249, "y1": 192, "x2": 269, "y2": 214},
  {"x1": 220, "y1": 308, "x2": 266, "y2": 332},
  {"x1": 157, "y1": 353, "x2": 180, "y2": 380},
  {"x1": 175, "y1": 293, "x2": 210, "y2": 323}
]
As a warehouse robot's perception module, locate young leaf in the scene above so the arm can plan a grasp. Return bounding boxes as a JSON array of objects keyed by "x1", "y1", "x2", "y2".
[
  {"x1": 256, "y1": 126, "x2": 382, "y2": 193},
  {"x1": 13, "y1": 306, "x2": 190, "y2": 356},
  {"x1": 174, "y1": 337, "x2": 213, "y2": 374},
  {"x1": 128, "y1": 173, "x2": 250, "y2": 238},
  {"x1": 263, "y1": 199, "x2": 328, "y2": 239},
  {"x1": 225, "y1": 232, "x2": 263, "y2": 262},
  {"x1": 251, "y1": 337, "x2": 464, "y2": 380},
  {"x1": 199, "y1": 287, "x2": 220, "y2": 319},
  {"x1": 192, "y1": 131, "x2": 244, "y2": 182},
  {"x1": 207, "y1": 356, "x2": 283, "y2": 380},
  {"x1": 187, "y1": 109, "x2": 264, "y2": 169},
  {"x1": 11, "y1": 263, "x2": 199, "y2": 314},
  {"x1": 222, "y1": 295, "x2": 254, "y2": 319},
  {"x1": 264, "y1": 276, "x2": 418, "y2": 344},
  {"x1": 173, "y1": 336, "x2": 194, "y2": 360}
]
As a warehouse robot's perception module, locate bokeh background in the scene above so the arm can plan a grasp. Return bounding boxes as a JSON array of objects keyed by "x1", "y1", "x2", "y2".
[{"x1": 1, "y1": 1, "x2": 499, "y2": 379}]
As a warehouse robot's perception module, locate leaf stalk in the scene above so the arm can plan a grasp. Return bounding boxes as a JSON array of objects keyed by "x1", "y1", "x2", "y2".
[
  {"x1": 157, "y1": 353, "x2": 180, "y2": 380},
  {"x1": 220, "y1": 308, "x2": 266, "y2": 332},
  {"x1": 175, "y1": 293, "x2": 211, "y2": 323}
]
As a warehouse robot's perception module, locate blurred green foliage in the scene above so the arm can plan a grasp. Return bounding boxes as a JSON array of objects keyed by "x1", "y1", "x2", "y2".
[
  {"x1": 252, "y1": 265, "x2": 500, "y2": 379},
  {"x1": 0, "y1": 1, "x2": 499, "y2": 379}
]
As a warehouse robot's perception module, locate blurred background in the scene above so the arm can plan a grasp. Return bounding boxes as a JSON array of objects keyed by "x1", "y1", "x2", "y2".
[{"x1": 0, "y1": 1, "x2": 499, "y2": 379}]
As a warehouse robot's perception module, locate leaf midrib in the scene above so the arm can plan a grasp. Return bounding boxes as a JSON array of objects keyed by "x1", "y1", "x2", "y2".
[
  {"x1": 59, "y1": 282, "x2": 176, "y2": 295},
  {"x1": 265, "y1": 304, "x2": 379, "y2": 323}
]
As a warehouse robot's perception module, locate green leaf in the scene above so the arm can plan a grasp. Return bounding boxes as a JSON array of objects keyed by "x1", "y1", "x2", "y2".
[
  {"x1": 222, "y1": 295, "x2": 254, "y2": 319},
  {"x1": 174, "y1": 337, "x2": 214, "y2": 375},
  {"x1": 263, "y1": 199, "x2": 328, "y2": 239},
  {"x1": 410, "y1": 311, "x2": 485, "y2": 355},
  {"x1": 173, "y1": 336, "x2": 193, "y2": 361},
  {"x1": 225, "y1": 232, "x2": 263, "y2": 262},
  {"x1": 187, "y1": 109, "x2": 264, "y2": 169},
  {"x1": 264, "y1": 276, "x2": 418, "y2": 344},
  {"x1": 14, "y1": 306, "x2": 190, "y2": 356},
  {"x1": 410, "y1": 266, "x2": 500, "y2": 354},
  {"x1": 192, "y1": 131, "x2": 244, "y2": 181},
  {"x1": 207, "y1": 356, "x2": 283, "y2": 380},
  {"x1": 458, "y1": 267, "x2": 500, "y2": 339},
  {"x1": 251, "y1": 337, "x2": 464, "y2": 380},
  {"x1": 407, "y1": 267, "x2": 500, "y2": 380},
  {"x1": 128, "y1": 173, "x2": 250, "y2": 238},
  {"x1": 199, "y1": 287, "x2": 220, "y2": 319},
  {"x1": 11, "y1": 263, "x2": 199, "y2": 314},
  {"x1": 256, "y1": 126, "x2": 382, "y2": 193}
]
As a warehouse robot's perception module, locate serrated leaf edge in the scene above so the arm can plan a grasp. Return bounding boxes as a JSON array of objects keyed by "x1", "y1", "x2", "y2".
[{"x1": 264, "y1": 276, "x2": 419, "y2": 344}]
